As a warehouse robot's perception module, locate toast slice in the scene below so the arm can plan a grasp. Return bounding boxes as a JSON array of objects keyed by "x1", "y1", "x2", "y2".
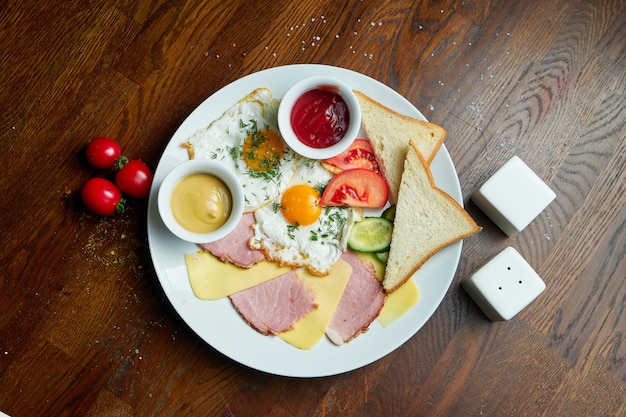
[
  {"x1": 354, "y1": 90, "x2": 446, "y2": 203},
  {"x1": 383, "y1": 140, "x2": 481, "y2": 293}
]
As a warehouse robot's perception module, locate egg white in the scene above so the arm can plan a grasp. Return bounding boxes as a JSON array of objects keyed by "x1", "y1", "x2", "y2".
[
  {"x1": 186, "y1": 88, "x2": 298, "y2": 212},
  {"x1": 250, "y1": 159, "x2": 360, "y2": 276}
]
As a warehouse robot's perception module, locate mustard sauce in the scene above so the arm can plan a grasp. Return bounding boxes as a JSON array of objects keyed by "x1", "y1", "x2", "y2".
[{"x1": 171, "y1": 173, "x2": 232, "y2": 233}]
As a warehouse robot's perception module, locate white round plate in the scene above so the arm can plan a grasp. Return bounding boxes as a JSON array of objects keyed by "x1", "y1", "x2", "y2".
[{"x1": 147, "y1": 64, "x2": 463, "y2": 377}]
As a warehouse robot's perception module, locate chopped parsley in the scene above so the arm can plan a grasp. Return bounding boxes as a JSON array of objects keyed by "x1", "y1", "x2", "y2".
[
  {"x1": 239, "y1": 118, "x2": 286, "y2": 184},
  {"x1": 286, "y1": 224, "x2": 299, "y2": 240},
  {"x1": 314, "y1": 181, "x2": 328, "y2": 195},
  {"x1": 272, "y1": 201, "x2": 283, "y2": 213},
  {"x1": 308, "y1": 207, "x2": 349, "y2": 243}
]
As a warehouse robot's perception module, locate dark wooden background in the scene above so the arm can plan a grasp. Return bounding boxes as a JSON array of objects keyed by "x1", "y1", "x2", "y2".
[{"x1": 1, "y1": 0, "x2": 624, "y2": 416}]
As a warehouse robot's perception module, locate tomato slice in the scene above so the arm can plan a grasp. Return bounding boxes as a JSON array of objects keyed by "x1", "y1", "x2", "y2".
[
  {"x1": 320, "y1": 168, "x2": 388, "y2": 208},
  {"x1": 322, "y1": 139, "x2": 382, "y2": 174}
]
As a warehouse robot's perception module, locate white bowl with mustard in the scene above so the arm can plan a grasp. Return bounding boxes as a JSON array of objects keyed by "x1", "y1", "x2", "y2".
[{"x1": 157, "y1": 159, "x2": 244, "y2": 243}]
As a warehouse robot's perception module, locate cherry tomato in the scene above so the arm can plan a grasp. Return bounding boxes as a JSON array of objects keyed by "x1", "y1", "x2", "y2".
[
  {"x1": 81, "y1": 178, "x2": 125, "y2": 216},
  {"x1": 115, "y1": 157, "x2": 153, "y2": 198},
  {"x1": 322, "y1": 139, "x2": 382, "y2": 174},
  {"x1": 320, "y1": 168, "x2": 389, "y2": 208},
  {"x1": 85, "y1": 137, "x2": 122, "y2": 169}
]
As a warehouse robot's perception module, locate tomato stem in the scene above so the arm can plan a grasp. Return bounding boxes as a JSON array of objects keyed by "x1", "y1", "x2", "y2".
[
  {"x1": 116, "y1": 198, "x2": 127, "y2": 214},
  {"x1": 115, "y1": 155, "x2": 129, "y2": 171}
]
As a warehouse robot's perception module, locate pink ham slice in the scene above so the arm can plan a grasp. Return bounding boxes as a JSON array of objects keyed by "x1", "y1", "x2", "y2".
[
  {"x1": 199, "y1": 212, "x2": 265, "y2": 268},
  {"x1": 230, "y1": 269, "x2": 317, "y2": 335},
  {"x1": 326, "y1": 251, "x2": 386, "y2": 345}
]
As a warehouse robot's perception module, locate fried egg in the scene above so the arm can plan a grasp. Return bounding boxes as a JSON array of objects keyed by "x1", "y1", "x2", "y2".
[
  {"x1": 185, "y1": 88, "x2": 358, "y2": 274},
  {"x1": 250, "y1": 159, "x2": 360, "y2": 275},
  {"x1": 185, "y1": 88, "x2": 298, "y2": 211}
]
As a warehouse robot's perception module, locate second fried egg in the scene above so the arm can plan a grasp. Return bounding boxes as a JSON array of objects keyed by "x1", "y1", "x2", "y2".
[{"x1": 185, "y1": 88, "x2": 298, "y2": 212}]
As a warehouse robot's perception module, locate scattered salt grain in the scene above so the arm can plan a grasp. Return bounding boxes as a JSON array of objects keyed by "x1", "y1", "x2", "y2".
[{"x1": 466, "y1": 101, "x2": 484, "y2": 113}]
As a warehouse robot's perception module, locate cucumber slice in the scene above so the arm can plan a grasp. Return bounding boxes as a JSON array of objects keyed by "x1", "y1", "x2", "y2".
[
  {"x1": 382, "y1": 205, "x2": 396, "y2": 222},
  {"x1": 375, "y1": 251, "x2": 389, "y2": 263},
  {"x1": 347, "y1": 217, "x2": 393, "y2": 252}
]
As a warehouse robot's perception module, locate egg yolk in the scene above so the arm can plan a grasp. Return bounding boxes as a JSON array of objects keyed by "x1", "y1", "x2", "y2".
[
  {"x1": 242, "y1": 128, "x2": 284, "y2": 172},
  {"x1": 281, "y1": 184, "x2": 322, "y2": 226}
]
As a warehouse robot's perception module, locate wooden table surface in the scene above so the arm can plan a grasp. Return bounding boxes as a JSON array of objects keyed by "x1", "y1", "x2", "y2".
[{"x1": 1, "y1": 0, "x2": 624, "y2": 415}]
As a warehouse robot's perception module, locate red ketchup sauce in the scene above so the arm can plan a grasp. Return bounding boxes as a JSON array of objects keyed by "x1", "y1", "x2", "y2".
[{"x1": 290, "y1": 86, "x2": 350, "y2": 149}]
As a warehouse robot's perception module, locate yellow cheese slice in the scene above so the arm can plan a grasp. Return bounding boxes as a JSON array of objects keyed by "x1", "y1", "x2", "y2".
[
  {"x1": 185, "y1": 251, "x2": 291, "y2": 300},
  {"x1": 356, "y1": 252, "x2": 420, "y2": 327},
  {"x1": 278, "y1": 260, "x2": 352, "y2": 350},
  {"x1": 357, "y1": 252, "x2": 385, "y2": 278},
  {"x1": 378, "y1": 280, "x2": 419, "y2": 327}
]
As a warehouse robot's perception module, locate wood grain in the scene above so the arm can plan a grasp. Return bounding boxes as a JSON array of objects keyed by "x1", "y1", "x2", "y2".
[{"x1": 1, "y1": 0, "x2": 624, "y2": 416}]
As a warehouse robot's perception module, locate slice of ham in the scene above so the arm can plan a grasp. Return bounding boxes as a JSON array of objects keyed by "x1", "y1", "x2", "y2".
[
  {"x1": 199, "y1": 212, "x2": 265, "y2": 268},
  {"x1": 230, "y1": 269, "x2": 317, "y2": 335},
  {"x1": 326, "y1": 251, "x2": 386, "y2": 345}
]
